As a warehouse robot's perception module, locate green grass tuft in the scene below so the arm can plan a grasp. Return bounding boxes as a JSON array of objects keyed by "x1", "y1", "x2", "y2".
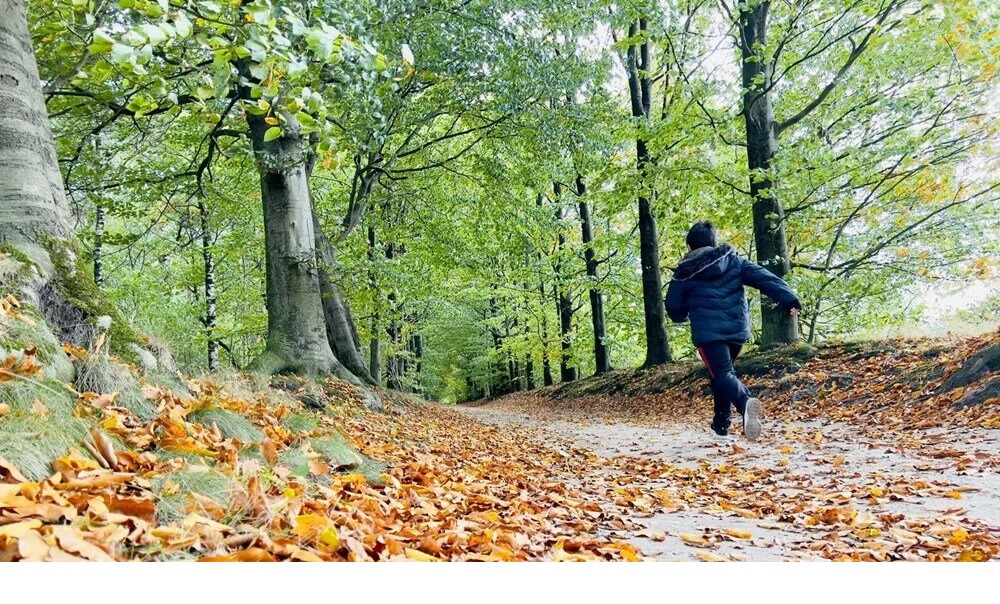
[
  {"x1": 311, "y1": 432, "x2": 386, "y2": 485},
  {"x1": 282, "y1": 412, "x2": 319, "y2": 434},
  {"x1": 143, "y1": 370, "x2": 190, "y2": 398},
  {"x1": 275, "y1": 447, "x2": 310, "y2": 477},
  {"x1": 0, "y1": 305, "x2": 73, "y2": 381},
  {"x1": 188, "y1": 407, "x2": 264, "y2": 443},
  {"x1": 0, "y1": 379, "x2": 95, "y2": 480},
  {"x1": 74, "y1": 352, "x2": 156, "y2": 421},
  {"x1": 152, "y1": 468, "x2": 242, "y2": 523}
]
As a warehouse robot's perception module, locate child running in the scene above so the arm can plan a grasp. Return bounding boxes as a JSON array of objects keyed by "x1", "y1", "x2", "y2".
[{"x1": 665, "y1": 221, "x2": 801, "y2": 441}]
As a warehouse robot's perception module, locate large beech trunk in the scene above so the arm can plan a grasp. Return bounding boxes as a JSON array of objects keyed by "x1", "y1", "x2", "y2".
[
  {"x1": 576, "y1": 176, "x2": 610, "y2": 374},
  {"x1": 0, "y1": 0, "x2": 73, "y2": 272},
  {"x1": 739, "y1": 0, "x2": 798, "y2": 345},
  {"x1": 244, "y1": 108, "x2": 367, "y2": 392},
  {"x1": 625, "y1": 18, "x2": 671, "y2": 366},
  {"x1": 0, "y1": 0, "x2": 136, "y2": 380}
]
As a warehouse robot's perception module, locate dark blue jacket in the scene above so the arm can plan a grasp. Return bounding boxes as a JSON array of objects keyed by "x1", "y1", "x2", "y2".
[{"x1": 665, "y1": 244, "x2": 800, "y2": 346}]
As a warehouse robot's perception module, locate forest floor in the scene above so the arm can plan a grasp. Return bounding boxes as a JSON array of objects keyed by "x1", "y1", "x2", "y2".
[
  {"x1": 456, "y1": 332, "x2": 1000, "y2": 561},
  {"x1": 1, "y1": 328, "x2": 999, "y2": 561}
]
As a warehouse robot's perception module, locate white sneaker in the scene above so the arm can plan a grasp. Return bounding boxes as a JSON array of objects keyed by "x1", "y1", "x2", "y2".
[{"x1": 743, "y1": 398, "x2": 763, "y2": 441}]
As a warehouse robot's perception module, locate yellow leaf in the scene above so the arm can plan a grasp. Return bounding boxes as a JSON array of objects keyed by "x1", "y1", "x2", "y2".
[
  {"x1": 945, "y1": 491, "x2": 963, "y2": 499},
  {"x1": 779, "y1": 445, "x2": 795, "y2": 454},
  {"x1": 199, "y1": 548, "x2": 278, "y2": 562},
  {"x1": 0, "y1": 519, "x2": 42, "y2": 538},
  {"x1": 949, "y1": 528, "x2": 969, "y2": 545},
  {"x1": 318, "y1": 527, "x2": 340, "y2": 550},
  {"x1": 405, "y1": 548, "x2": 442, "y2": 562},
  {"x1": 956, "y1": 549, "x2": 988, "y2": 562},
  {"x1": 17, "y1": 530, "x2": 50, "y2": 561},
  {"x1": 832, "y1": 455, "x2": 845, "y2": 467},
  {"x1": 680, "y1": 533, "x2": 710, "y2": 547},
  {"x1": 868, "y1": 487, "x2": 884, "y2": 498},
  {"x1": 51, "y1": 525, "x2": 114, "y2": 561},
  {"x1": 696, "y1": 551, "x2": 729, "y2": 562},
  {"x1": 724, "y1": 529, "x2": 752, "y2": 540}
]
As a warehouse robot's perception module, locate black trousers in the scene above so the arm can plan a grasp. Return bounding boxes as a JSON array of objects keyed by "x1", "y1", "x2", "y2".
[{"x1": 697, "y1": 342, "x2": 752, "y2": 430}]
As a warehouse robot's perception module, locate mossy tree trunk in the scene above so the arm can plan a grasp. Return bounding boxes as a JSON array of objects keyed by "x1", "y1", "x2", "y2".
[
  {"x1": 0, "y1": 0, "x2": 140, "y2": 378},
  {"x1": 0, "y1": 0, "x2": 73, "y2": 274}
]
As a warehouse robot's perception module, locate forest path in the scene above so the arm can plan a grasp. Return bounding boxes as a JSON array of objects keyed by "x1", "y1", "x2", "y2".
[{"x1": 457, "y1": 403, "x2": 1000, "y2": 561}]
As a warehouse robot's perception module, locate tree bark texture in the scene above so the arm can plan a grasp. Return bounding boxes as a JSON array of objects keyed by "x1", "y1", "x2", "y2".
[
  {"x1": 626, "y1": 18, "x2": 671, "y2": 366},
  {"x1": 576, "y1": 175, "x2": 611, "y2": 374},
  {"x1": 739, "y1": 0, "x2": 799, "y2": 345}
]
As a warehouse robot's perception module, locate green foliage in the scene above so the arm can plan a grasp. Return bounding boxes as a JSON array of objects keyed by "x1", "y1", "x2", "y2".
[{"x1": 24, "y1": 0, "x2": 1000, "y2": 401}]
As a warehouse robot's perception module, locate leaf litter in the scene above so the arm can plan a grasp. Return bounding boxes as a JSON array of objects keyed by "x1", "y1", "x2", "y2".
[{"x1": 1, "y1": 298, "x2": 998, "y2": 562}]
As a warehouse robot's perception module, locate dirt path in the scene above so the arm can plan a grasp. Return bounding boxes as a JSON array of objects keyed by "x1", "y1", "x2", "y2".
[{"x1": 458, "y1": 404, "x2": 1000, "y2": 561}]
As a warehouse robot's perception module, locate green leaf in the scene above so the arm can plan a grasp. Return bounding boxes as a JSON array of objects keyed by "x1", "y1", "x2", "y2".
[{"x1": 263, "y1": 127, "x2": 283, "y2": 142}]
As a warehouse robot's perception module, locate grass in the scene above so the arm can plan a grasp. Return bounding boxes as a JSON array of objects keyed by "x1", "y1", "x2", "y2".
[
  {"x1": 0, "y1": 379, "x2": 96, "y2": 480},
  {"x1": 275, "y1": 447, "x2": 311, "y2": 477},
  {"x1": 311, "y1": 432, "x2": 386, "y2": 485},
  {"x1": 282, "y1": 411, "x2": 319, "y2": 434},
  {"x1": 187, "y1": 407, "x2": 265, "y2": 443},
  {"x1": 0, "y1": 303, "x2": 74, "y2": 381},
  {"x1": 74, "y1": 352, "x2": 156, "y2": 421},
  {"x1": 142, "y1": 370, "x2": 190, "y2": 398},
  {"x1": 151, "y1": 467, "x2": 243, "y2": 523}
]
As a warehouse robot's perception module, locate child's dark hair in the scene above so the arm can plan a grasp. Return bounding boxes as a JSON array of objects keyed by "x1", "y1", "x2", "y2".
[{"x1": 686, "y1": 221, "x2": 718, "y2": 249}]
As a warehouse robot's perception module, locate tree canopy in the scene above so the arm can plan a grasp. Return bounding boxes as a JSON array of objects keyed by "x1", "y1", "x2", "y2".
[{"x1": 21, "y1": 0, "x2": 1000, "y2": 402}]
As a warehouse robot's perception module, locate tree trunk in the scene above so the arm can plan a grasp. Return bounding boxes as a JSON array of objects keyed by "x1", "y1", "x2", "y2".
[
  {"x1": 576, "y1": 175, "x2": 611, "y2": 374},
  {"x1": 0, "y1": 0, "x2": 135, "y2": 380},
  {"x1": 553, "y1": 183, "x2": 577, "y2": 383},
  {"x1": 367, "y1": 226, "x2": 382, "y2": 386},
  {"x1": 198, "y1": 201, "x2": 219, "y2": 372},
  {"x1": 244, "y1": 107, "x2": 360, "y2": 384},
  {"x1": 93, "y1": 204, "x2": 105, "y2": 288},
  {"x1": 535, "y1": 194, "x2": 554, "y2": 387},
  {"x1": 626, "y1": 18, "x2": 671, "y2": 366},
  {"x1": 384, "y1": 242, "x2": 405, "y2": 391},
  {"x1": 0, "y1": 0, "x2": 74, "y2": 273},
  {"x1": 539, "y1": 281, "x2": 554, "y2": 387},
  {"x1": 311, "y1": 201, "x2": 377, "y2": 384},
  {"x1": 739, "y1": 0, "x2": 799, "y2": 346}
]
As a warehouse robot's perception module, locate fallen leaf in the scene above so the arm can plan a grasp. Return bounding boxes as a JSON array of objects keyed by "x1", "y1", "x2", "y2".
[{"x1": 199, "y1": 548, "x2": 278, "y2": 562}]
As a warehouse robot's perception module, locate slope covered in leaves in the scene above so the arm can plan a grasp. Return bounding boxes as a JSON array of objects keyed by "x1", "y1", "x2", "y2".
[{"x1": 1, "y1": 285, "x2": 645, "y2": 561}]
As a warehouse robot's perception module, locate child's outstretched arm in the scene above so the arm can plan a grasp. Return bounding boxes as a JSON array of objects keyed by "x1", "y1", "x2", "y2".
[
  {"x1": 665, "y1": 278, "x2": 689, "y2": 322},
  {"x1": 739, "y1": 258, "x2": 801, "y2": 312}
]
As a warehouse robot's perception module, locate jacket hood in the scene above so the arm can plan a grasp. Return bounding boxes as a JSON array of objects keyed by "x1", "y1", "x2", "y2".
[{"x1": 673, "y1": 244, "x2": 736, "y2": 281}]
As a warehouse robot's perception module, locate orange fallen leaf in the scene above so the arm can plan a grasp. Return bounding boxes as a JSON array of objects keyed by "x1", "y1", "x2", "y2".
[
  {"x1": 199, "y1": 548, "x2": 278, "y2": 562},
  {"x1": 405, "y1": 548, "x2": 442, "y2": 562},
  {"x1": 680, "y1": 533, "x2": 712, "y2": 547}
]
